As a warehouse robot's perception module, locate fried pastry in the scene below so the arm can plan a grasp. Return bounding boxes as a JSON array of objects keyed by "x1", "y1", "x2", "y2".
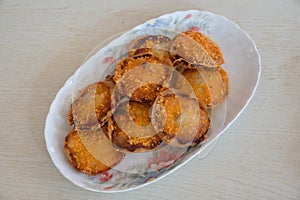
[
  {"x1": 170, "y1": 30, "x2": 223, "y2": 69},
  {"x1": 64, "y1": 125, "x2": 124, "y2": 175},
  {"x1": 67, "y1": 81, "x2": 114, "y2": 127},
  {"x1": 174, "y1": 67, "x2": 227, "y2": 109},
  {"x1": 180, "y1": 30, "x2": 224, "y2": 66},
  {"x1": 128, "y1": 35, "x2": 171, "y2": 58},
  {"x1": 128, "y1": 47, "x2": 171, "y2": 59},
  {"x1": 151, "y1": 91, "x2": 209, "y2": 147},
  {"x1": 113, "y1": 56, "x2": 173, "y2": 102},
  {"x1": 107, "y1": 100, "x2": 162, "y2": 153}
]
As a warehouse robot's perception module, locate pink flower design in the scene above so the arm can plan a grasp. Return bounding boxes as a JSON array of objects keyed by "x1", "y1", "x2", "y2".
[
  {"x1": 189, "y1": 26, "x2": 200, "y2": 31},
  {"x1": 103, "y1": 186, "x2": 113, "y2": 190},
  {"x1": 102, "y1": 56, "x2": 114, "y2": 64},
  {"x1": 98, "y1": 171, "x2": 113, "y2": 182},
  {"x1": 185, "y1": 14, "x2": 192, "y2": 19},
  {"x1": 147, "y1": 151, "x2": 181, "y2": 171}
]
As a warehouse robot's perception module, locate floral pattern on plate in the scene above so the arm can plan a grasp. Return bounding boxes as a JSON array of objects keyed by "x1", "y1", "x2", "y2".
[{"x1": 85, "y1": 145, "x2": 200, "y2": 191}]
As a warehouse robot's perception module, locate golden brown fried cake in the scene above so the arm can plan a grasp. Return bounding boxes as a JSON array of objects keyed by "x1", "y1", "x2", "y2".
[
  {"x1": 128, "y1": 35, "x2": 171, "y2": 49},
  {"x1": 64, "y1": 125, "x2": 124, "y2": 175},
  {"x1": 128, "y1": 48, "x2": 154, "y2": 58},
  {"x1": 170, "y1": 30, "x2": 223, "y2": 69},
  {"x1": 128, "y1": 47, "x2": 170, "y2": 59},
  {"x1": 67, "y1": 81, "x2": 114, "y2": 127},
  {"x1": 174, "y1": 68, "x2": 227, "y2": 109},
  {"x1": 151, "y1": 92, "x2": 209, "y2": 147},
  {"x1": 128, "y1": 35, "x2": 171, "y2": 61},
  {"x1": 181, "y1": 30, "x2": 224, "y2": 66},
  {"x1": 219, "y1": 67, "x2": 229, "y2": 95},
  {"x1": 113, "y1": 56, "x2": 173, "y2": 102},
  {"x1": 107, "y1": 100, "x2": 162, "y2": 153}
]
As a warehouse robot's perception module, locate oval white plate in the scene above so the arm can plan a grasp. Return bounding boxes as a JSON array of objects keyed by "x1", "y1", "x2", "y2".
[{"x1": 44, "y1": 10, "x2": 261, "y2": 193}]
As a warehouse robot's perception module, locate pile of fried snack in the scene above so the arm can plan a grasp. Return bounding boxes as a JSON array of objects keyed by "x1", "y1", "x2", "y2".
[{"x1": 64, "y1": 30, "x2": 229, "y2": 175}]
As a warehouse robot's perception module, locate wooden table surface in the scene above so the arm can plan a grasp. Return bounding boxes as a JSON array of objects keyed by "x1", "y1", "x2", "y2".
[{"x1": 1, "y1": 0, "x2": 299, "y2": 199}]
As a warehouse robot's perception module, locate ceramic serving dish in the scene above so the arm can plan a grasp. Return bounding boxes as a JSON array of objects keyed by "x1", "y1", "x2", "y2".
[{"x1": 44, "y1": 10, "x2": 261, "y2": 192}]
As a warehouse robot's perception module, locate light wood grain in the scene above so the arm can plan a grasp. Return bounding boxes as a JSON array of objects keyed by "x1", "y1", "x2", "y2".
[{"x1": 1, "y1": 0, "x2": 300, "y2": 199}]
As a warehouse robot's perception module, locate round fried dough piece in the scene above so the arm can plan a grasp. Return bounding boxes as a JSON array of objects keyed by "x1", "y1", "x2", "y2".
[
  {"x1": 113, "y1": 56, "x2": 173, "y2": 102},
  {"x1": 128, "y1": 34, "x2": 171, "y2": 58},
  {"x1": 170, "y1": 30, "x2": 223, "y2": 69},
  {"x1": 181, "y1": 30, "x2": 224, "y2": 66},
  {"x1": 107, "y1": 100, "x2": 162, "y2": 153},
  {"x1": 64, "y1": 126, "x2": 124, "y2": 175},
  {"x1": 151, "y1": 92, "x2": 210, "y2": 147},
  {"x1": 175, "y1": 68, "x2": 227, "y2": 109},
  {"x1": 67, "y1": 81, "x2": 114, "y2": 127},
  {"x1": 128, "y1": 35, "x2": 171, "y2": 49}
]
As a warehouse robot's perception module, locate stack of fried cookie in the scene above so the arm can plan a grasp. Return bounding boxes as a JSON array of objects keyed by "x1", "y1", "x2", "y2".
[{"x1": 64, "y1": 30, "x2": 229, "y2": 175}]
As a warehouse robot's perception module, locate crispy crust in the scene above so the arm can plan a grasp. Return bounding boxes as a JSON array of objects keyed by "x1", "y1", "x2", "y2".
[
  {"x1": 107, "y1": 101, "x2": 162, "y2": 153},
  {"x1": 170, "y1": 30, "x2": 224, "y2": 69},
  {"x1": 128, "y1": 48, "x2": 154, "y2": 58},
  {"x1": 67, "y1": 81, "x2": 114, "y2": 127},
  {"x1": 67, "y1": 107, "x2": 74, "y2": 126},
  {"x1": 219, "y1": 67, "x2": 229, "y2": 95},
  {"x1": 151, "y1": 92, "x2": 210, "y2": 147},
  {"x1": 175, "y1": 68, "x2": 227, "y2": 109},
  {"x1": 181, "y1": 30, "x2": 224, "y2": 66},
  {"x1": 113, "y1": 56, "x2": 173, "y2": 102},
  {"x1": 127, "y1": 35, "x2": 171, "y2": 61},
  {"x1": 64, "y1": 126, "x2": 124, "y2": 175},
  {"x1": 128, "y1": 34, "x2": 171, "y2": 51},
  {"x1": 128, "y1": 48, "x2": 170, "y2": 59}
]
